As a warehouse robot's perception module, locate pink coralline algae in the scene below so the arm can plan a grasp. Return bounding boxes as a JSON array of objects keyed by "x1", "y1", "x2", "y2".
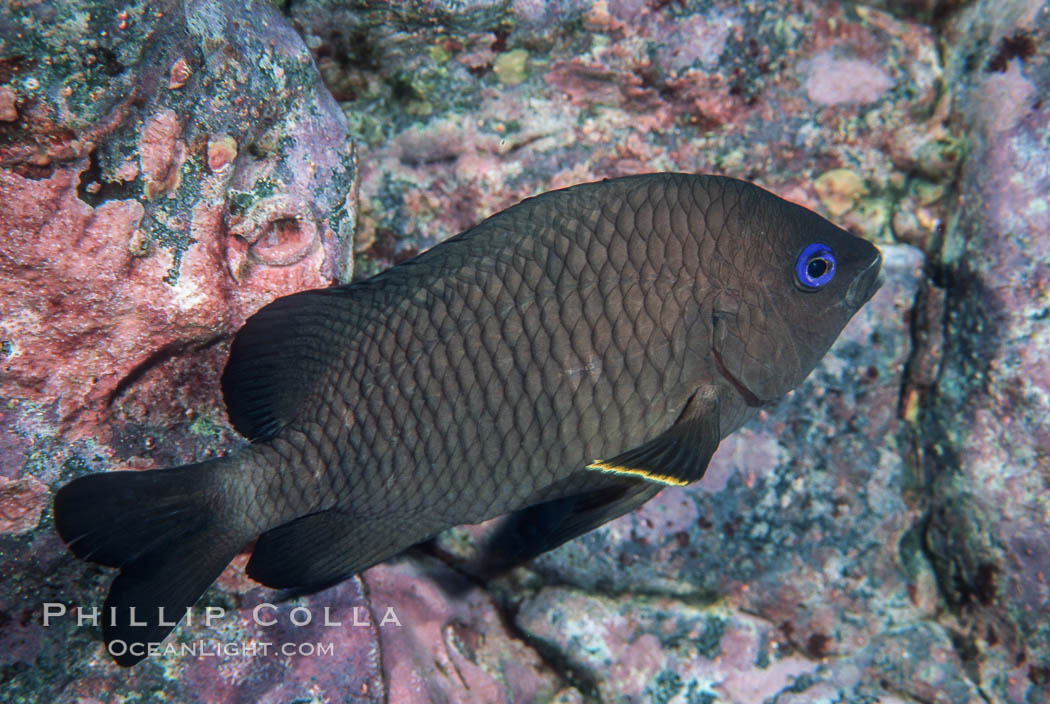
[
  {"x1": 804, "y1": 53, "x2": 895, "y2": 105},
  {"x1": 364, "y1": 561, "x2": 563, "y2": 704},
  {"x1": 0, "y1": 163, "x2": 334, "y2": 434},
  {"x1": 0, "y1": 476, "x2": 49, "y2": 535},
  {"x1": 919, "y1": 3, "x2": 1050, "y2": 691},
  {"x1": 0, "y1": 0, "x2": 356, "y2": 434},
  {"x1": 139, "y1": 109, "x2": 185, "y2": 198},
  {"x1": 0, "y1": 86, "x2": 18, "y2": 122}
]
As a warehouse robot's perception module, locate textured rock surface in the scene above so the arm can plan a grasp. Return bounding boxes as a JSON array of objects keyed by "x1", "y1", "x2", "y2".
[
  {"x1": 915, "y1": 0, "x2": 1050, "y2": 695},
  {"x1": 288, "y1": 0, "x2": 947, "y2": 274},
  {"x1": 0, "y1": 0, "x2": 357, "y2": 433},
  {"x1": 518, "y1": 589, "x2": 981, "y2": 704},
  {"x1": 365, "y1": 560, "x2": 565, "y2": 703},
  {"x1": 3, "y1": 0, "x2": 1047, "y2": 702}
]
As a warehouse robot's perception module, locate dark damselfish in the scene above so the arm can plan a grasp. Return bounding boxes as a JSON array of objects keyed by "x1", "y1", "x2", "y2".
[{"x1": 54, "y1": 173, "x2": 882, "y2": 665}]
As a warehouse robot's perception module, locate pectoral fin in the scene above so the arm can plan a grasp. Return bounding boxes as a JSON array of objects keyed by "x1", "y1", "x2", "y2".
[{"x1": 586, "y1": 388, "x2": 721, "y2": 486}]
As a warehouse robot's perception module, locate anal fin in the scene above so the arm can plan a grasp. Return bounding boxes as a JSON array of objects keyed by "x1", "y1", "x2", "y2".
[
  {"x1": 246, "y1": 509, "x2": 408, "y2": 590},
  {"x1": 586, "y1": 388, "x2": 721, "y2": 486}
]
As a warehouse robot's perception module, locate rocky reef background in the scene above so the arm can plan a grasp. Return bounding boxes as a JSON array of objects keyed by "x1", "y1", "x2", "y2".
[{"x1": 1, "y1": 0, "x2": 1047, "y2": 702}]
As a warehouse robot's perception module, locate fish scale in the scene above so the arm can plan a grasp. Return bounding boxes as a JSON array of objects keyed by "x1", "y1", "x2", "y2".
[
  {"x1": 52, "y1": 172, "x2": 882, "y2": 665},
  {"x1": 237, "y1": 178, "x2": 682, "y2": 540},
  {"x1": 287, "y1": 179, "x2": 677, "y2": 527}
]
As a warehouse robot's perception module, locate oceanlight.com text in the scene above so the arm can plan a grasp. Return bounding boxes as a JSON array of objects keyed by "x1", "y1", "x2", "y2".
[{"x1": 108, "y1": 639, "x2": 336, "y2": 660}]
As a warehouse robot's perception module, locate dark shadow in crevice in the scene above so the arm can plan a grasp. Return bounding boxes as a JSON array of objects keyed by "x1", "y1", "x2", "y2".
[
  {"x1": 76, "y1": 149, "x2": 138, "y2": 207},
  {"x1": 105, "y1": 335, "x2": 224, "y2": 409}
]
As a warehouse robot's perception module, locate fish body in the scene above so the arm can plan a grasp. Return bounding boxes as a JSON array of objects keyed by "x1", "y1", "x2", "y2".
[{"x1": 54, "y1": 173, "x2": 882, "y2": 665}]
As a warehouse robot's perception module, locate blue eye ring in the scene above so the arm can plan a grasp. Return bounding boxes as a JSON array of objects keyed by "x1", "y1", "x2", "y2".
[{"x1": 795, "y1": 243, "x2": 836, "y2": 290}]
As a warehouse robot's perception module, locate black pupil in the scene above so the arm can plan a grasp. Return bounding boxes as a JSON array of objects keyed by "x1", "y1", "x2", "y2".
[{"x1": 807, "y1": 257, "x2": 828, "y2": 279}]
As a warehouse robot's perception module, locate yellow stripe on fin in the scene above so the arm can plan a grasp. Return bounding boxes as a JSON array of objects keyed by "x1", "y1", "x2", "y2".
[
  {"x1": 582, "y1": 389, "x2": 721, "y2": 487},
  {"x1": 585, "y1": 460, "x2": 690, "y2": 486}
]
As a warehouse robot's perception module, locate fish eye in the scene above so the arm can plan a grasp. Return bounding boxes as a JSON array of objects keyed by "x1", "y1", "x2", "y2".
[{"x1": 795, "y1": 243, "x2": 836, "y2": 290}]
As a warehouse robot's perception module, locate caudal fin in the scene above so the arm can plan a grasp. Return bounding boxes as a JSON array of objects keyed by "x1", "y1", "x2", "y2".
[{"x1": 53, "y1": 460, "x2": 246, "y2": 666}]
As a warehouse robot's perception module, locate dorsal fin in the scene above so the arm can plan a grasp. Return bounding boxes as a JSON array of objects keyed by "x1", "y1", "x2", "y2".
[{"x1": 221, "y1": 288, "x2": 346, "y2": 441}]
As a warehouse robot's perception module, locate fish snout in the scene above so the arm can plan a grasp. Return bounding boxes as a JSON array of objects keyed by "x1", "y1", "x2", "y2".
[{"x1": 846, "y1": 249, "x2": 883, "y2": 308}]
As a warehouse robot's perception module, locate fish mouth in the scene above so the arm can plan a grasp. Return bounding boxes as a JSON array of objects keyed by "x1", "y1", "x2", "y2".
[
  {"x1": 846, "y1": 250, "x2": 884, "y2": 308},
  {"x1": 711, "y1": 344, "x2": 767, "y2": 408}
]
